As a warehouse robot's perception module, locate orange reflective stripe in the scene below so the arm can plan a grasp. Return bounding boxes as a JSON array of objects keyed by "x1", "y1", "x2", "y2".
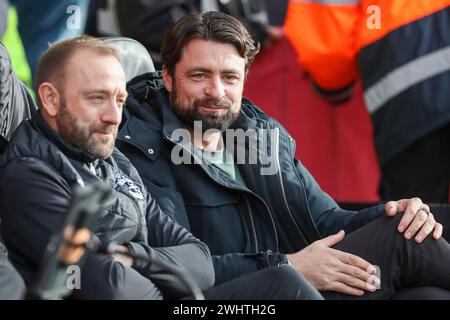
[
  {"x1": 358, "y1": 0, "x2": 450, "y2": 49},
  {"x1": 284, "y1": 1, "x2": 359, "y2": 90}
]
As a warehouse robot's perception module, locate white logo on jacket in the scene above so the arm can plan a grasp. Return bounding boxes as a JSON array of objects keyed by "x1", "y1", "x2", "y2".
[{"x1": 115, "y1": 172, "x2": 144, "y2": 200}]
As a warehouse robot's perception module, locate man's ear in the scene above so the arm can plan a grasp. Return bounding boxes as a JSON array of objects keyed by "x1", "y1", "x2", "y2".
[
  {"x1": 38, "y1": 82, "x2": 60, "y2": 117},
  {"x1": 162, "y1": 65, "x2": 173, "y2": 93}
]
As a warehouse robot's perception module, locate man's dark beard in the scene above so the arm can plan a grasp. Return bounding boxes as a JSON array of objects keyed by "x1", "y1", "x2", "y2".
[
  {"x1": 57, "y1": 100, "x2": 116, "y2": 159},
  {"x1": 170, "y1": 90, "x2": 238, "y2": 133}
]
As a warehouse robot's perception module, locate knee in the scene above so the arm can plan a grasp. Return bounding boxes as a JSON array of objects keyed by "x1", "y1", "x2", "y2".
[
  {"x1": 384, "y1": 212, "x2": 403, "y2": 226},
  {"x1": 376, "y1": 212, "x2": 440, "y2": 246},
  {"x1": 372, "y1": 213, "x2": 404, "y2": 234}
]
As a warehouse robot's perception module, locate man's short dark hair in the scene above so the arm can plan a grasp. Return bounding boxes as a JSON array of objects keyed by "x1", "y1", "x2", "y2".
[
  {"x1": 161, "y1": 11, "x2": 260, "y2": 76},
  {"x1": 35, "y1": 35, "x2": 119, "y2": 102}
]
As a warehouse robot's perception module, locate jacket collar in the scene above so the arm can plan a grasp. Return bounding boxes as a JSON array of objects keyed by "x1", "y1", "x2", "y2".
[
  {"x1": 156, "y1": 90, "x2": 190, "y2": 141},
  {"x1": 230, "y1": 101, "x2": 260, "y2": 131},
  {"x1": 33, "y1": 111, "x2": 98, "y2": 164}
]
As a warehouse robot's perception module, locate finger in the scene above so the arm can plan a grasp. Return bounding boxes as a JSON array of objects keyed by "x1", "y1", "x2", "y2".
[
  {"x1": 385, "y1": 201, "x2": 398, "y2": 216},
  {"x1": 420, "y1": 203, "x2": 430, "y2": 213},
  {"x1": 338, "y1": 251, "x2": 373, "y2": 272},
  {"x1": 389, "y1": 198, "x2": 410, "y2": 212},
  {"x1": 340, "y1": 263, "x2": 377, "y2": 284},
  {"x1": 414, "y1": 212, "x2": 435, "y2": 243},
  {"x1": 320, "y1": 230, "x2": 345, "y2": 247},
  {"x1": 397, "y1": 197, "x2": 423, "y2": 233},
  {"x1": 337, "y1": 272, "x2": 378, "y2": 293},
  {"x1": 433, "y1": 223, "x2": 443, "y2": 240},
  {"x1": 329, "y1": 282, "x2": 365, "y2": 296},
  {"x1": 404, "y1": 208, "x2": 429, "y2": 240}
]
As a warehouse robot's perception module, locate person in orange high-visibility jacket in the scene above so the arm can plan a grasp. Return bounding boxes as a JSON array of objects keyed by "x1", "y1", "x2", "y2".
[{"x1": 284, "y1": 0, "x2": 450, "y2": 203}]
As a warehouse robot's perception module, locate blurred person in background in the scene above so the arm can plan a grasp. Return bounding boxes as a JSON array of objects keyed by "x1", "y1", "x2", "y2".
[
  {"x1": 0, "y1": 42, "x2": 36, "y2": 152},
  {"x1": 284, "y1": 0, "x2": 450, "y2": 203},
  {"x1": 0, "y1": 0, "x2": 7, "y2": 39},
  {"x1": 4, "y1": 0, "x2": 90, "y2": 80},
  {"x1": 0, "y1": 38, "x2": 30, "y2": 300}
]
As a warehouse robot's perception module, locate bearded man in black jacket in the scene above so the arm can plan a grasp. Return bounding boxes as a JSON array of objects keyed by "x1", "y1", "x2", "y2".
[{"x1": 117, "y1": 11, "x2": 450, "y2": 299}]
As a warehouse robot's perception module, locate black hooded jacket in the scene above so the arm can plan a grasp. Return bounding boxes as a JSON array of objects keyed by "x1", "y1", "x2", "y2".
[{"x1": 117, "y1": 72, "x2": 385, "y2": 285}]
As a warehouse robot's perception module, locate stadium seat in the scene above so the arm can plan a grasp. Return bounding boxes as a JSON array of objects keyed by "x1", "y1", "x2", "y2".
[{"x1": 102, "y1": 36, "x2": 155, "y2": 82}]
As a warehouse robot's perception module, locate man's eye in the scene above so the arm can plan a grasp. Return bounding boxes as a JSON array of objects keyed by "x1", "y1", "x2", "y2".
[
  {"x1": 191, "y1": 73, "x2": 206, "y2": 80},
  {"x1": 224, "y1": 74, "x2": 239, "y2": 82},
  {"x1": 91, "y1": 95, "x2": 105, "y2": 102}
]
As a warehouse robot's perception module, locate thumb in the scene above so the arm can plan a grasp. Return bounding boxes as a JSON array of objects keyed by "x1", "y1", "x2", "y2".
[{"x1": 320, "y1": 230, "x2": 345, "y2": 247}]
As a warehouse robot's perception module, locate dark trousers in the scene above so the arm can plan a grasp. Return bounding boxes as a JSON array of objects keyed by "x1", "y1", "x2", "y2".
[
  {"x1": 199, "y1": 266, "x2": 323, "y2": 300},
  {"x1": 379, "y1": 123, "x2": 450, "y2": 203},
  {"x1": 71, "y1": 254, "x2": 323, "y2": 300},
  {"x1": 322, "y1": 213, "x2": 450, "y2": 299}
]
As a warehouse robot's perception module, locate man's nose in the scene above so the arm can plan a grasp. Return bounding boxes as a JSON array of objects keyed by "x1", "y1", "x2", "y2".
[
  {"x1": 101, "y1": 100, "x2": 122, "y2": 125},
  {"x1": 204, "y1": 78, "x2": 225, "y2": 99}
]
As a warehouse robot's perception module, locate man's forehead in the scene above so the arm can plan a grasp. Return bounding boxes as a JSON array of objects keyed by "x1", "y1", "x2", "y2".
[
  {"x1": 178, "y1": 39, "x2": 245, "y2": 71},
  {"x1": 65, "y1": 50, "x2": 126, "y2": 84},
  {"x1": 67, "y1": 49, "x2": 124, "y2": 74},
  {"x1": 182, "y1": 39, "x2": 241, "y2": 55},
  {"x1": 185, "y1": 66, "x2": 242, "y2": 74}
]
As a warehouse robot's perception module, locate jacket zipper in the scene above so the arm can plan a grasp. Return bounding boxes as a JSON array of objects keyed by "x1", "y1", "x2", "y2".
[
  {"x1": 163, "y1": 134, "x2": 266, "y2": 252},
  {"x1": 89, "y1": 162, "x2": 96, "y2": 175},
  {"x1": 244, "y1": 196, "x2": 259, "y2": 252},
  {"x1": 272, "y1": 127, "x2": 309, "y2": 245}
]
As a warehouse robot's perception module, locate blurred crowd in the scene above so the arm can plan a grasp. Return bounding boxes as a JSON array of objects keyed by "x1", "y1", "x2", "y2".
[{"x1": 1, "y1": 0, "x2": 286, "y2": 76}]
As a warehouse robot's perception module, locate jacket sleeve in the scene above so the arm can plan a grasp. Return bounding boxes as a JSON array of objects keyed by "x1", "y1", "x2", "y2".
[
  {"x1": 0, "y1": 42, "x2": 37, "y2": 141},
  {"x1": 211, "y1": 250, "x2": 289, "y2": 285},
  {"x1": 0, "y1": 159, "x2": 165, "y2": 299},
  {"x1": 283, "y1": 0, "x2": 360, "y2": 93},
  {"x1": 292, "y1": 156, "x2": 385, "y2": 237},
  {"x1": 126, "y1": 194, "x2": 215, "y2": 298}
]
